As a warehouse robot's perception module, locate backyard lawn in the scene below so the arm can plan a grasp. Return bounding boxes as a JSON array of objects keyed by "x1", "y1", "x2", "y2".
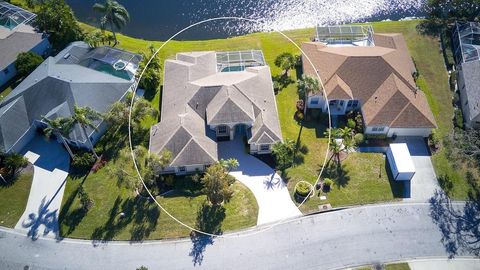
[{"x1": 0, "y1": 168, "x2": 33, "y2": 227}]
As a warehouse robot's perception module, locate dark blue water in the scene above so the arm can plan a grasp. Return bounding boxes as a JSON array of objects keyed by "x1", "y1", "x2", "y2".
[{"x1": 66, "y1": 0, "x2": 424, "y2": 41}]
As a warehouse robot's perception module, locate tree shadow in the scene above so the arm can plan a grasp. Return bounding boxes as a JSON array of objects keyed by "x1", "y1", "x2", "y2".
[
  {"x1": 301, "y1": 113, "x2": 329, "y2": 138},
  {"x1": 272, "y1": 74, "x2": 294, "y2": 92},
  {"x1": 321, "y1": 162, "x2": 351, "y2": 188},
  {"x1": 189, "y1": 202, "x2": 226, "y2": 266},
  {"x1": 429, "y1": 188, "x2": 480, "y2": 258},
  {"x1": 22, "y1": 197, "x2": 59, "y2": 240}
]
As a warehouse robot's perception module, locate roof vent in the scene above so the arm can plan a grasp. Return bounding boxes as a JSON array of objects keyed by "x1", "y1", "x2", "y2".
[{"x1": 63, "y1": 53, "x2": 71, "y2": 59}]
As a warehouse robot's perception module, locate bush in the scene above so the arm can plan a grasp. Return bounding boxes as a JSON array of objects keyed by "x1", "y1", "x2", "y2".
[
  {"x1": 295, "y1": 181, "x2": 312, "y2": 197},
  {"x1": 296, "y1": 100, "x2": 304, "y2": 112},
  {"x1": 71, "y1": 153, "x2": 95, "y2": 171},
  {"x1": 347, "y1": 118, "x2": 356, "y2": 129},
  {"x1": 294, "y1": 111, "x2": 304, "y2": 122},
  {"x1": 454, "y1": 108, "x2": 464, "y2": 129},
  {"x1": 323, "y1": 178, "x2": 334, "y2": 192},
  {"x1": 15, "y1": 52, "x2": 43, "y2": 78},
  {"x1": 428, "y1": 130, "x2": 440, "y2": 151},
  {"x1": 78, "y1": 186, "x2": 94, "y2": 211},
  {"x1": 354, "y1": 133, "x2": 365, "y2": 145}
]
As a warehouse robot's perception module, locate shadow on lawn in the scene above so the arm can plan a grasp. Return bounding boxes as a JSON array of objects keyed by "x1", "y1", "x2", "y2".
[
  {"x1": 90, "y1": 196, "x2": 160, "y2": 244},
  {"x1": 189, "y1": 202, "x2": 226, "y2": 266},
  {"x1": 321, "y1": 162, "x2": 351, "y2": 188}
]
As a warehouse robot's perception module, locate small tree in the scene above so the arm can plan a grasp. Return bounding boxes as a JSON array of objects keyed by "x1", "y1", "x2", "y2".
[
  {"x1": 271, "y1": 139, "x2": 296, "y2": 171},
  {"x1": 274, "y1": 52, "x2": 296, "y2": 76},
  {"x1": 201, "y1": 163, "x2": 235, "y2": 205},
  {"x1": 35, "y1": 0, "x2": 84, "y2": 50},
  {"x1": 297, "y1": 74, "x2": 320, "y2": 115},
  {"x1": 15, "y1": 52, "x2": 43, "y2": 78},
  {"x1": 4, "y1": 153, "x2": 28, "y2": 176},
  {"x1": 41, "y1": 116, "x2": 75, "y2": 159}
]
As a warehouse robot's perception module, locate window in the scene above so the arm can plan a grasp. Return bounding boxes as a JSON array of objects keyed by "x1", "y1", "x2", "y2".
[
  {"x1": 260, "y1": 144, "x2": 270, "y2": 151},
  {"x1": 339, "y1": 100, "x2": 344, "y2": 106},
  {"x1": 329, "y1": 100, "x2": 336, "y2": 105},
  {"x1": 178, "y1": 166, "x2": 186, "y2": 172},
  {"x1": 3, "y1": 68, "x2": 9, "y2": 75},
  {"x1": 310, "y1": 97, "x2": 319, "y2": 105},
  {"x1": 372, "y1": 126, "x2": 385, "y2": 132},
  {"x1": 347, "y1": 100, "x2": 353, "y2": 107},
  {"x1": 352, "y1": 100, "x2": 359, "y2": 107},
  {"x1": 217, "y1": 125, "x2": 228, "y2": 135}
]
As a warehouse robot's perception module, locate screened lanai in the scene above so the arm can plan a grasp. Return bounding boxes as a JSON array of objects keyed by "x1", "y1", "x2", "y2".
[
  {"x1": 315, "y1": 25, "x2": 375, "y2": 46},
  {"x1": 216, "y1": 50, "x2": 266, "y2": 72},
  {"x1": 0, "y1": 1, "x2": 36, "y2": 30},
  {"x1": 453, "y1": 21, "x2": 480, "y2": 64}
]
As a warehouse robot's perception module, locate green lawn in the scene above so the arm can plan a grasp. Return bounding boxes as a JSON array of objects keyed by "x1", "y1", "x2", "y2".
[
  {"x1": 386, "y1": 262, "x2": 411, "y2": 270},
  {"x1": 0, "y1": 168, "x2": 33, "y2": 227}
]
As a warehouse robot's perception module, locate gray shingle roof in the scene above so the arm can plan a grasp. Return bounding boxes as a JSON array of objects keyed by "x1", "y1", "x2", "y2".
[
  {"x1": 150, "y1": 51, "x2": 282, "y2": 168},
  {"x1": 0, "y1": 30, "x2": 45, "y2": 70},
  {"x1": 461, "y1": 60, "x2": 480, "y2": 122},
  {"x1": 0, "y1": 41, "x2": 140, "y2": 152}
]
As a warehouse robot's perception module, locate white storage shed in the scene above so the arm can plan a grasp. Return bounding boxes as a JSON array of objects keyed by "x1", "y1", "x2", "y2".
[{"x1": 386, "y1": 143, "x2": 415, "y2": 181}]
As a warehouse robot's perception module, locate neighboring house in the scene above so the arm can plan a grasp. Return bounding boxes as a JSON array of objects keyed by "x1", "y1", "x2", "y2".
[
  {"x1": 453, "y1": 21, "x2": 480, "y2": 129},
  {"x1": 149, "y1": 50, "x2": 282, "y2": 175},
  {"x1": 0, "y1": 2, "x2": 50, "y2": 87},
  {"x1": 0, "y1": 41, "x2": 141, "y2": 153},
  {"x1": 302, "y1": 25, "x2": 436, "y2": 138}
]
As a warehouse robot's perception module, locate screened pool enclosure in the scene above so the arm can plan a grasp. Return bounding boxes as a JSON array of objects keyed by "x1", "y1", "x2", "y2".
[
  {"x1": 0, "y1": 2, "x2": 35, "y2": 30},
  {"x1": 216, "y1": 50, "x2": 266, "y2": 72},
  {"x1": 315, "y1": 25, "x2": 375, "y2": 46}
]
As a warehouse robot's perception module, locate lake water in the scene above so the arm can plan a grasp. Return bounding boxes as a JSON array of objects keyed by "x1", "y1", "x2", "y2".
[{"x1": 66, "y1": 0, "x2": 425, "y2": 41}]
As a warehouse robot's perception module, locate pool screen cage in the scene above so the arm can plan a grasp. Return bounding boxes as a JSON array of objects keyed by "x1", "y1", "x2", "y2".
[
  {"x1": 453, "y1": 21, "x2": 480, "y2": 64},
  {"x1": 315, "y1": 25, "x2": 375, "y2": 46},
  {"x1": 82, "y1": 46, "x2": 143, "y2": 68},
  {"x1": 216, "y1": 50, "x2": 266, "y2": 72},
  {"x1": 0, "y1": 1, "x2": 36, "y2": 30}
]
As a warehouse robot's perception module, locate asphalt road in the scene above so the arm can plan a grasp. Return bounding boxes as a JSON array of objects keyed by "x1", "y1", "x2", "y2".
[{"x1": 0, "y1": 203, "x2": 472, "y2": 270}]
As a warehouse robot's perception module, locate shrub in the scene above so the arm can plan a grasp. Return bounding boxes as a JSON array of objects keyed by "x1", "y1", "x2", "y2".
[
  {"x1": 15, "y1": 52, "x2": 43, "y2": 78},
  {"x1": 71, "y1": 153, "x2": 95, "y2": 171},
  {"x1": 295, "y1": 181, "x2": 312, "y2": 197},
  {"x1": 454, "y1": 108, "x2": 464, "y2": 129},
  {"x1": 296, "y1": 100, "x2": 304, "y2": 112},
  {"x1": 428, "y1": 130, "x2": 440, "y2": 151},
  {"x1": 323, "y1": 178, "x2": 334, "y2": 192},
  {"x1": 347, "y1": 118, "x2": 356, "y2": 129},
  {"x1": 78, "y1": 186, "x2": 94, "y2": 211},
  {"x1": 354, "y1": 133, "x2": 365, "y2": 145},
  {"x1": 294, "y1": 111, "x2": 304, "y2": 122}
]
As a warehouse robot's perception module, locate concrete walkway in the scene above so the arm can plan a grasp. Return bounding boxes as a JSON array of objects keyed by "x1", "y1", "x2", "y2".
[
  {"x1": 218, "y1": 138, "x2": 301, "y2": 225},
  {"x1": 14, "y1": 135, "x2": 70, "y2": 239},
  {"x1": 394, "y1": 137, "x2": 440, "y2": 202}
]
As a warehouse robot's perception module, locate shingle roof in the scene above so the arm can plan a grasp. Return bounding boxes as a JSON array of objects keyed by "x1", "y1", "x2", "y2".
[
  {"x1": 302, "y1": 33, "x2": 436, "y2": 129},
  {"x1": 0, "y1": 29, "x2": 45, "y2": 70},
  {"x1": 459, "y1": 60, "x2": 480, "y2": 122},
  {"x1": 150, "y1": 51, "x2": 282, "y2": 168},
  {"x1": 0, "y1": 41, "x2": 139, "y2": 152}
]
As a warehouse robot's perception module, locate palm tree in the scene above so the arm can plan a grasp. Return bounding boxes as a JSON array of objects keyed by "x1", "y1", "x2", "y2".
[
  {"x1": 71, "y1": 106, "x2": 103, "y2": 159},
  {"x1": 219, "y1": 158, "x2": 240, "y2": 173},
  {"x1": 297, "y1": 74, "x2": 320, "y2": 115},
  {"x1": 92, "y1": 0, "x2": 130, "y2": 46},
  {"x1": 41, "y1": 116, "x2": 75, "y2": 159}
]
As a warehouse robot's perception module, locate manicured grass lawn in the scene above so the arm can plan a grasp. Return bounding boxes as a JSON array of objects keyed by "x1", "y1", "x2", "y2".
[
  {"x1": 0, "y1": 85, "x2": 13, "y2": 102},
  {"x1": 386, "y1": 262, "x2": 411, "y2": 270},
  {"x1": 59, "y1": 167, "x2": 258, "y2": 240},
  {"x1": 0, "y1": 168, "x2": 33, "y2": 227}
]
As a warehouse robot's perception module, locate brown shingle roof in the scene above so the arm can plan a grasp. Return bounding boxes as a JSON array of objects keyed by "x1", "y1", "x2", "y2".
[{"x1": 301, "y1": 33, "x2": 436, "y2": 129}]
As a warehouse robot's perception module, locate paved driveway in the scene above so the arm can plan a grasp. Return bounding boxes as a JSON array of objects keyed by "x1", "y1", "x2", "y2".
[
  {"x1": 218, "y1": 138, "x2": 301, "y2": 225},
  {"x1": 14, "y1": 135, "x2": 70, "y2": 239},
  {"x1": 394, "y1": 137, "x2": 440, "y2": 202}
]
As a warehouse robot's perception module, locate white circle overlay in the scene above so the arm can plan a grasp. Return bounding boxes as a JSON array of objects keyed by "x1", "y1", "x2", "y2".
[{"x1": 128, "y1": 16, "x2": 332, "y2": 238}]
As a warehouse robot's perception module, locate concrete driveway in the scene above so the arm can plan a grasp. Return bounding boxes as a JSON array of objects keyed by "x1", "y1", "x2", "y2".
[
  {"x1": 14, "y1": 135, "x2": 70, "y2": 239},
  {"x1": 218, "y1": 138, "x2": 301, "y2": 225},
  {"x1": 394, "y1": 137, "x2": 440, "y2": 202}
]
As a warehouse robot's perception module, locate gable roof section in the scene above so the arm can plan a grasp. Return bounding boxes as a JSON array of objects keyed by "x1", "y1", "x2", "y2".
[
  {"x1": 301, "y1": 33, "x2": 436, "y2": 129},
  {"x1": 0, "y1": 30, "x2": 45, "y2": 70},
  {"x1": 206, "y1": 86, "x2": 255, "y2": 125}
]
